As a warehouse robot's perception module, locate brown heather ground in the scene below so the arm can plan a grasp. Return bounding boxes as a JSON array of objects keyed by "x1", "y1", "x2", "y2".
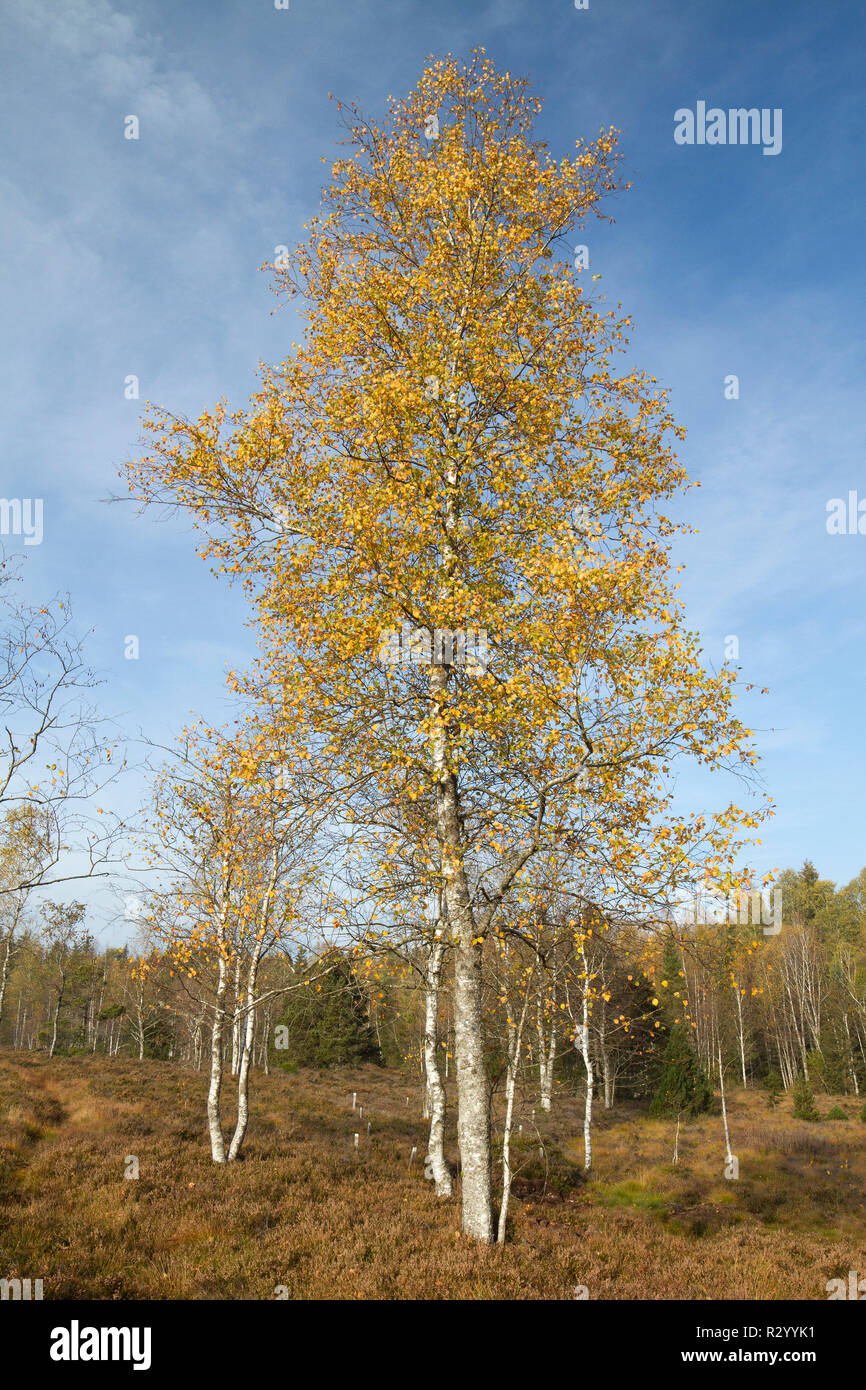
[{"x1": 0, "y1": 1049, "x2": 864, "y2": 1300}]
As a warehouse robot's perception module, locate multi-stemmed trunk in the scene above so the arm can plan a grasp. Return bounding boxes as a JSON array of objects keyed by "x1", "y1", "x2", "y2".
[
  {"x1": 207, "y1": 952, "x2": 229, "y2": 1163},
  {"x1": 227, "y1": 995, "x2": 255, "y2": 1161},
  {"x1": 228, "y1": 946, "x2": 263, "y2": 1160},
  {"x1": 227, "y1": 852, "x2": 276, "y2": 1161}
]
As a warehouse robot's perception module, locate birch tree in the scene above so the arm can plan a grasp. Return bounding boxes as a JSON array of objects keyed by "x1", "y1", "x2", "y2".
[
  {"x1": 144, "y1": 721, "x2": 329, "y2": 1162},
  {"x1": 127, "y1": 54, "x2": 770, "y2": 1239}
]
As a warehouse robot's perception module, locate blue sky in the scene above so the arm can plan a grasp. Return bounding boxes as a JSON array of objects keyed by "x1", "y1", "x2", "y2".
[{"x1": 2, "y1": 0, "x2": 864, "y2": 941}]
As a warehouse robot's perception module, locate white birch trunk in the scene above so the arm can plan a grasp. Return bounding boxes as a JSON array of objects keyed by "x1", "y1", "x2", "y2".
[
  {"x1": 423, "y1": 936, "x2": 452, "y2": 1196},
  {"x1": 228, "y1": 949, "x2": 264, "y2": 1159},
  {"x1": 227, "y1": 998, "x2": 255, "y2": 1161},
  {"x1": 735, "y1": 986, "x2": 747, "y2": 1087},
  {"x1": 208, "y1": 952, "x2": 229, "y2": 1163},
  {"x1": 261, "y1": 1005, "x2": 271, "y2": 1075},
  {"x1": 0, "y1": 930, "x2": 13, "y2": 1029},
  {"x1": 452, "y1": 916, "x2": 492, "y2": 1240},
  {"x1": 433, "y1": 716, "x2": 492, "y2": 1238},
  {"x1": 601, "y1": 1042, "x2": 613, "y2": 1109},
  {"x1": 579, "y1": 943, "x2": 593, "y2": 1170},
  {"x1": 497, "y1": 958, "x2": 533, "y2": 1244},
  {"x1": 719, "y1": 1045, "x2": 733, "y2": 1164},
  {"x1": 231, "y1": 954, "x2": 242, "y2": 1076},
  {"x1": 421, "y1": 1039, "x2": 430, "y2": 1119},
  {"x1": 228, "y1": 851, "x2": 278, "y2": 1160}
]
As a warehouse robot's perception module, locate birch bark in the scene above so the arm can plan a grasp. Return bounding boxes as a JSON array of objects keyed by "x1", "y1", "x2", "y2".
[
  {"x1": 228, "y1": 852, "x2": 277, "y2": 1161},
  {"x1": 207, "y1": 951, "x2": 229, "y2": 1163},
  {"x1": 497, "y1": 954, "x2": 533, "y2": 1243},
  {"x1": 423, "y1": 934, "x2": 452, "y2": 1196},
  {"x1": 231, "y1": 954, "x2": 242, "y2": 1076},
  {"x1": 719, "y1": 1045, "x2": 733, "y2": 1166},
  {"x1": 207, "y1": 856, "x2": 233, "y2": 1164},
  {"x1": 735, "y1": 986, "x2": 747, "y2": 1087},
  {"x1": 578, "y1": 940, "x2": 594, "y2": 1170}
]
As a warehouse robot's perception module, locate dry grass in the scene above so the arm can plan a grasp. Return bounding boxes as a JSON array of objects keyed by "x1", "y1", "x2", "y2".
[{"x1": 0, "y1": 1050, "x2": 864, "y2": 1299}]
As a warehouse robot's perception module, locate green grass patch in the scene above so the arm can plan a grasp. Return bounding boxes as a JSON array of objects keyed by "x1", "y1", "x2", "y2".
[{"x1": 591, "y1": 1179, "x2": 670, "y2": 1215}]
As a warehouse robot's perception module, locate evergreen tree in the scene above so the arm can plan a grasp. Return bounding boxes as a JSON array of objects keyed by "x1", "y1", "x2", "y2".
[
  {"x1": 275, "y1": 951, "x2": 382, "y2": 1068},
  {"x1": 791, "y1": 1074, "x2": 819, "y2": 1121},
  {"x1": 764, "y1": 1068, "x2": 782, "y2": 1109},
  {"x1": 649, "y1": 1022, "x2": 713, "y2": 1118}
]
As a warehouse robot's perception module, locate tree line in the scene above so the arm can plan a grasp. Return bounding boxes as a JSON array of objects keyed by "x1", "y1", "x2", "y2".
[{"x1": 4, "y1": 859, "x2": 865, "y2": 1171}]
